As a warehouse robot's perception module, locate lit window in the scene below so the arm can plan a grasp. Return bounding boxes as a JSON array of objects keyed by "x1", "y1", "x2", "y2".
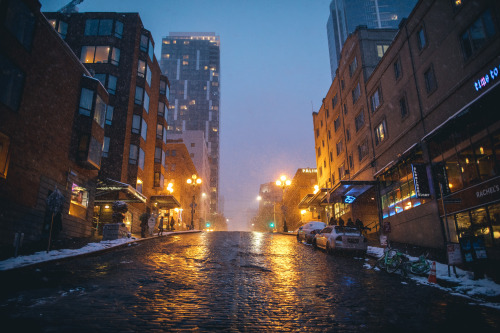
[
  {"x1": 377, "y1": 44, "x2": 389, "y2": 58},
  {"x1": 137, "y1": 60, "x2": 146, "y2": 78},
  {"x1": 375, "y1": 120, "x2": 387, "y2": 145}
]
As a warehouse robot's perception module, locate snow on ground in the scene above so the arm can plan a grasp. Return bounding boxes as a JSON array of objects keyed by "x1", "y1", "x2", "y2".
[
  {"x1": 0, "y1": 231, "x2": 199, "y2": 271},
  {"x1": 367, "y1": 246, "x2": 500, "y2": 310}
]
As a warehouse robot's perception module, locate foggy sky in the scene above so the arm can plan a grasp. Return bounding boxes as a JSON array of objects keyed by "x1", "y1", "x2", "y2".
[{"x1": 41, "y1": 0, "x2": 332, "y2": 230}]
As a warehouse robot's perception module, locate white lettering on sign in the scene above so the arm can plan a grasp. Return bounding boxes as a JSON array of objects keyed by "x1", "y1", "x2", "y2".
[
  {"x1": 301, "y1": 168, "x2": 317, "y2": 173},
  {"x1": 476, "y1": 184, "x2": 500, "y2": 198},
  {"x1": 474, "y1": 65, "x2": 500, "y2": 91}
]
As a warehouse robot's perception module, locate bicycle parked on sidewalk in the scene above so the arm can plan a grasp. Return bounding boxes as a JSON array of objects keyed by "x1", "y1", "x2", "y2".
[
  {"x1": 401, "y1": 253, "x2": 431, "y2": 277},
  {"x1": 376, "y1": 245, "x2": 406, "y2": 273}
]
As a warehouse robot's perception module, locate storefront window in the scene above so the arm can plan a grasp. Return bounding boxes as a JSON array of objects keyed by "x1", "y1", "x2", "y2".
[
  {"x1": 474, "y1": 136, "x2": 496, "y2": 180},
  {"x1": 445, "y1": 159, "x2": 463, "y2": 193},
  {"x1": 471, "y1": 207, "x2": 493, "y2": 247},
  {"x1": 455, "y1": 211, "x2": 471, "y2": 239},
  {"x1": 457, "y1": 146, "x2": 480, "y2": 187},
  {"x1": 488, "y1": 203, "x2": 500, "y2": 246},
  {"x1": 69, "y1": 183, "x2": 88, "y2": 219}
]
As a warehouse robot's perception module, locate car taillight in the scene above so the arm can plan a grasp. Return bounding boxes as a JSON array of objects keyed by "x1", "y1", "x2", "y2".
[{"x1": 336, "y1": 236, "x2": 342, "y2": 241}]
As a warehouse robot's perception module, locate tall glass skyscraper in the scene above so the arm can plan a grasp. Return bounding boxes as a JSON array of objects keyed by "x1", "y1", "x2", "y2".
[
  {"x1": 160, "y1": 32, "x2": 220, "y2": 214},
  {"x1": 327, "y1": 0, "x2": 417, "y2": 80}
]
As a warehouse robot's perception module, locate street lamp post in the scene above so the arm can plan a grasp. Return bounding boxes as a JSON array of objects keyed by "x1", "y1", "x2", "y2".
[
  {"x1": 187, "y1": 174, "x2": 202, "y2": 230},
  {"x1": 276, "y1": 175, "x2": 291, "y2": 232}
]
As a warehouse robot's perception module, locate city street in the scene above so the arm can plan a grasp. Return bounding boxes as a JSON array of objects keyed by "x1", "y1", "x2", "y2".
[{"x1": 1, "y1": 232, "x2": 499, "y2": 332}]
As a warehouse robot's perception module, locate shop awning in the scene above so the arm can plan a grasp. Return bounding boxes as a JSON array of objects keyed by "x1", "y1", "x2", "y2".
[
  {"x1": 298, "y1": 193, "x2": 315, "y2": 209},
  {"x1": 329, "y1": 180, "x2": 376, "y2": 200},
  {"x1": 299, "y1": 188, "x2": 329, "y2": 209},
  {"x1": 150, "y1": 195, "x2": 181, "y2": 209},
  {"x1": 95, "y1": 178, "x2": 147, "y2": 203}
]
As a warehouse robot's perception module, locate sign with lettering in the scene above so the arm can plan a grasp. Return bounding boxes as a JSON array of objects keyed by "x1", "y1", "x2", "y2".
[
  {"x1": 474, "y1": 63, "x2": 500, "y2": 91},
  {"x1": 301, "y1": 168, "x2": 317, "y2": 173},
  {"x1": 476, "y1": 184, "x2": 500, "y2": 199},
  {"x1": 411, "y1": 164, "x2": 431, "y2": 198},
  {"x1": 343, "y1": 195, "x2": 356, "y2": 204}
]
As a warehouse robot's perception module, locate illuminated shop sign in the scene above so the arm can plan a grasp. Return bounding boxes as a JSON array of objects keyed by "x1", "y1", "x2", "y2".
[
  {"x1": 301, "y1": 168, "x2": 317, "y2": 173},
  {"x1": 411, "y1": 164, "x2": 431, "y2": 198},
  {"x1": 474, "y1": 64, "x2": 499, "y2": 91},
  {"x1": 342, "y1": 195, "x2": 356, "y2": 204}
]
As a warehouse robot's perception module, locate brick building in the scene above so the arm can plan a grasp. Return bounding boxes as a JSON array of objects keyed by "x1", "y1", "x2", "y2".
[
  {"x1": 283, "y1": 168, "x2": 318, "y2": 231},
  {"x1": 0, "y1": 0, "x2": 108, "y2": 247},
  {"x1": 44, "y1": 11, "x2": 171, "y2": 233},
  {"x1": 309, "y1": 0, "x2": 500, "y2": 258}
]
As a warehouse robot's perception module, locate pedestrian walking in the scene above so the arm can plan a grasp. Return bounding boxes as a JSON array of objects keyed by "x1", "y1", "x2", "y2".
[
  {"x1": 329, "y1": 216, "x2": 337, "y2": 226},
  {"x1": 170, "y1": 216, "x2": 175, "y2": 231},
  {"x1": 338, "y1": 217, "x2": 345, "y2": 228},
  {"x1": 158, "y1": 215, "x2": 164, "y2": 236},
  {"x1": 347, "y1": 218, "x2": 355, "y2": 227}
]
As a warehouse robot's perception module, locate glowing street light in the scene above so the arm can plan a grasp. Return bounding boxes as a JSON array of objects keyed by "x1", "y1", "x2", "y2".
[
  {"x1": 276, "y1": 175, "x2": 291, "y2": 232},
  {"x1": 187, "y1": 174, "x2": 202, "y2": 230}
]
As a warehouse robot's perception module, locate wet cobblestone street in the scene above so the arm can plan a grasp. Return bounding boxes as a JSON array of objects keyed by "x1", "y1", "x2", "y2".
[{"x1": 1, "y1": 232, "x2": 499, "y2": 332}]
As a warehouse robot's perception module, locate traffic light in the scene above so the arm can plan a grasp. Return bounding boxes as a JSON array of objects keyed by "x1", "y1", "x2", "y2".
[
  {"x1": 206, "y1": 222, "x2": 211, "y2": 228},
  {"x1": 269, "y1": 222, "x2": 275, "y2": 228}
]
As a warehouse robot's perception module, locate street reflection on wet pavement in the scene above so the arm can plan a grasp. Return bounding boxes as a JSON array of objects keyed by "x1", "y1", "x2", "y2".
[{"x1": 1, "y1": 232, "x2": 499, "y2": 332}]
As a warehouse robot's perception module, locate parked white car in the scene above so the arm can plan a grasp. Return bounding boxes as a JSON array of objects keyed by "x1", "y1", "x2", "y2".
[
  {"x1": 297, "y1": 221, "x2": 326, "y2": 243},
  {"x1": 314, "y1": 226, "x2": 367, "y2": 254}
]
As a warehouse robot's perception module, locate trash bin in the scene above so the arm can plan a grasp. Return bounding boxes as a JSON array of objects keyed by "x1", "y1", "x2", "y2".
[{"x1": 103, "y1": 223, "x2": 128, "y2": 241}]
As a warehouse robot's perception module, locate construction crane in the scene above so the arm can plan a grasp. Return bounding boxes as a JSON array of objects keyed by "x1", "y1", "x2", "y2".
[{"x1": 58, "y1": 0, "x2": 84, "y2": 14}]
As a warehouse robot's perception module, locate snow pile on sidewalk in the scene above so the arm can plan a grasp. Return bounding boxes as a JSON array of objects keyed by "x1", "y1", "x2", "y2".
[
  {"x1": 367, "y1": 246, "x2": 500, "y2": 310},
  {"x1": 0, "y1": 237, "x2": 137, "y2": 271}
]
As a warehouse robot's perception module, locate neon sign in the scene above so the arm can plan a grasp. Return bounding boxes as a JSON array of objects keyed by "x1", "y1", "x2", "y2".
[
  {"x1": 474, "y1": 64, "x2": 499, "y2": 91},
  {"x1": 343, "y1": 195, "x2": 356, "y2": 204}
]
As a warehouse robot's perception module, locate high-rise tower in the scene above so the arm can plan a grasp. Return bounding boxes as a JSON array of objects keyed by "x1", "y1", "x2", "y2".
[
  {"x1": 160, "y1": 32, "x2": 220, "y2": 214},
  {"x1": 327, "y1": 0, "x2": 417, "y2": 80}
]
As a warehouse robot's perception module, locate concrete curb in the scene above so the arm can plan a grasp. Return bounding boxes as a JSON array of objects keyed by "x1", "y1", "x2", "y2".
[{"x1": 0, "y1": 230, "x2": 201, "y2": 272}]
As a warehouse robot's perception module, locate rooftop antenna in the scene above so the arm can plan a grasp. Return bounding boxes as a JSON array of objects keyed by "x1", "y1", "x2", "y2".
[{"x1": 58, "y1": 0, "x2": 84, "y2": 14}]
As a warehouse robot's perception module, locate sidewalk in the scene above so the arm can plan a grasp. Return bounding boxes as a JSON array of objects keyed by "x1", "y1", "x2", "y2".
[{"x1": 0, "y1": 230, "x2": 200, "y2": 271}]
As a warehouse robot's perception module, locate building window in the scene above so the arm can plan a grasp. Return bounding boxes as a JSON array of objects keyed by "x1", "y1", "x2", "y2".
[
  {"x1": 108, "y1": 75, "x2": 117, "y2": 94},
  {"x1": 343, "y1": 103, "x2": 348, "y2": 115},
  {"x1": 137, "y1": 60, "x2": 146, "y2": 78},
  {"x1": 349, "y1": 57, "x2": 357, "y2": 77},
  {"x1": 138, "y1": 148, "x2": 145, "y2": 170},
  {"x1": 0, "y1": 54, "x2": 25, "y2": 111},
  {"x1": 352, "y1": 82, "x2": 361, "y2": 104},
  {"x1": 317, "y1": 147, "x2": 321, "y2": 157},
  {"x1": 460, "y1": 9, "x2": 496, "y2": 60},
  {"x1": 332, "y1": 95, "x2": 338, "y2": 109},
  {"x1": 136, "y1": 179, "x2": 143, "y2": 193},
  {"x1": 377, "y1": 44, "x2": 389, "y2": 58},
  {"x1": 330, "y1": 151, "x2": 333, "y2": 162},
  {"x1": 4, "y1": 0, "x2": 35, "y2": 50},
  {"x1": 143, "y1": 91, "x2": 150, "y2": 113},
  {"x1": 355, "y1": 110, "x2": 365, "y2": 132},
  {"x1": 328, "y1": 130, "x2": 331, "y2": 140},
  {"x1": 141, "y1": 119, "x2": 147, "y2": 141},
  {"x1": 134, "y1": 86, "x2": 143, "y2": 105},
  {"x1": 160, "y1": 80, "x2": 168, "y2": 96},
  {"x1": 88, "y1": 136, "x2": 102, "y2": 167},
  {"x1": 0, "y1": 132, "x2": 11, "y2": 179},
  {"x1": 157, "y1": 124, "x2": 163, "y2": 139},
  {"x1": 346, "y1": 127, "x2": 351, "y2": 142},
  {"x1": 49, "y1": 19, "x2": 68, "y2": 39},
  {"x1": 132, "y1": 115, "x2": 141, "y2": 134},
  {"x1": 154, "y1": 147, "x2": 162, "y2": 163},
  {"x1": 349, "y1": 153, "x2": 354, "y2": 169},
  {"x1": 102, "y1": 136, "x2": 110, "y2": 157},
  {"x1": 80, "y1": 46, "x2": 120, "y2": 66},
  {"x1": 375, "y1": 119, "x2": 387, "y2": 145},
  {"x1": 316, "y1": 128, "x2": 319, "y2": 138},
  {"x1": 94, "y1": 95, "x2": 106, "y2": 128},
  {"x1": 148, "y1": 40, "x2": 154, "y2": 61},
  {"x1": 70, "y1": 183, "x2": 89, "y2": 218},
  {"x1": 114, "y1": 21, "x2": 123, "y2": 38},
  {"x1": 85, "y1": 19, "x2": 113, "y2": 36},
  {"x1": 394, "y1": 59, "x2": 402, "y2": 80},
  {"x1": 171, "y1": 149, "x2": 176, "y2": 157},
  {"x1": 358, "y1": 139, "x2": 369, "y2": 161},
  {"x1": 370, "y1": 87, "x2": 382, "y2": 113},
  {"x1": 163, "y1": 128, "x2": 167, "y2": 144},
  {"x1": 336, "y1": 139, "x2": 343, "y2": 156},
  {"x1": 334, "y1": 116, "x2": 341, "y2": 132},
  {"x1": 161, "y1": 150, "x2": 166, "y2": 167},
  {"x1": 158, "y1": 101, "x2": 165, "y2": 117},
  {"x1": 140, "y1": 34, "x2": 148, "y2": 52},
  {"x1": 424, "y1": 65, "x2": 437, "y2": 93},
  {"x1": 146, "y1": 66, "x2": 152, "y2": 87},
  {"x1": 78, "y1": 88, "x2": 94, "y2": 116},
  {"x1": 154, "y1": 172, "x2": 161, "y2": 187},
  {"x1": 339, "y1": 163, "x2": 346, "y2": 180},
  {"x1": 417, "y1": 26, "x2": 427, "y2": 50},
  {"x1": 400, "y1": 96, "x2": 408, "y2": 118}
]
